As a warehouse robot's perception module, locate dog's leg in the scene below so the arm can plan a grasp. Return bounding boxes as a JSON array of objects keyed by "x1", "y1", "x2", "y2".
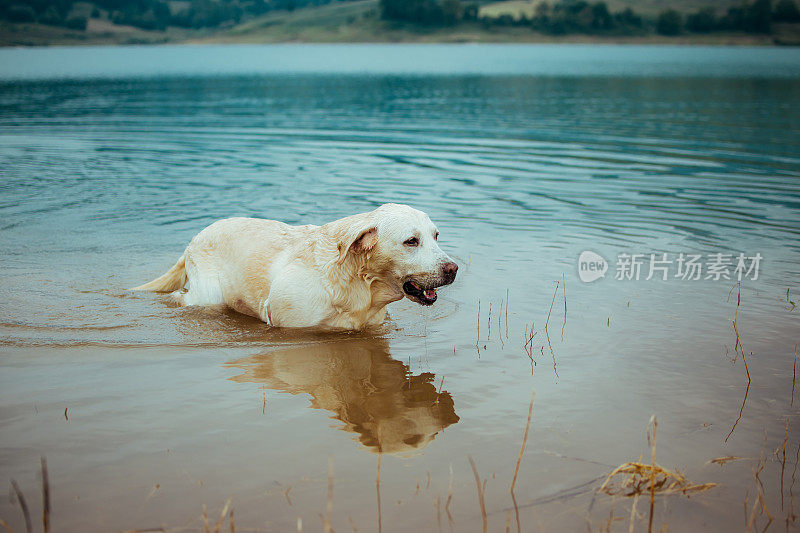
[
  {"x1": 169, "y1": 290, "x2": 187, "y2": 305},
  {"x1": 175, "y1": 255, "x2": 225, "y2": 307}
]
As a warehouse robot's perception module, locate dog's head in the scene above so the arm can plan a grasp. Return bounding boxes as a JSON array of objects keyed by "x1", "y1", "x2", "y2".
[{"x1": 335, "y1": 203, "x2": 458, "y2": 306}]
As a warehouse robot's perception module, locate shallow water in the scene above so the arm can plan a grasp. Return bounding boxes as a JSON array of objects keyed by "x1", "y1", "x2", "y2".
[{"x1": 1, "y1": 44, "x2": 799, "y2": 532}]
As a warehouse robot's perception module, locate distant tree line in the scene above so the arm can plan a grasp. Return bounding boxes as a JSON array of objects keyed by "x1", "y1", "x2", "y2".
[
  {"x1": 0, "y1": 0, "x2": 85, "y2": 28},
  {"x1": 379, "y1": 0, "x2": 800, "y2": 36},
  {"x1": 3, "y1": 0, "x2": 799, "y2": 34},
  {"x1": 507, "y1": 1, "x2": 645, "y2": 35},
  {"x1": 657, "y1": 0, "x2": 799, "y2": 36},
  {"x1": 0, "y1": 0, "x2": 358, "y2": 31},
  {"x1": 378, "y1": 0, "x2": 478, "y2": 25}
]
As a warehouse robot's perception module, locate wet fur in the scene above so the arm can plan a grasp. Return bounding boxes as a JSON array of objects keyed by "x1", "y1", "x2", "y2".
[{"x1": 132, "y1": 203, "x2": 455, "y2": 329}]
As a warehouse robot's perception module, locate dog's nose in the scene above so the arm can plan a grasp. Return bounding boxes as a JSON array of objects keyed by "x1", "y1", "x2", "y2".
[{"x1": 442, "y1": 261, "x2": 458, "y2": 282}]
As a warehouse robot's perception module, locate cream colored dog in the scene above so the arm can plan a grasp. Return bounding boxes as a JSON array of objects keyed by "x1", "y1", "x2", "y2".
[{"x1": 132, "y1": 203, "x2": 458, "y2": 329}]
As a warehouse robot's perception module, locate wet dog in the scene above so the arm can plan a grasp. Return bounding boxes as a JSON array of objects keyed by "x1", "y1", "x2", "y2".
[{"x1": 132, "y1": 203, "x2": 457, "y2": 329}]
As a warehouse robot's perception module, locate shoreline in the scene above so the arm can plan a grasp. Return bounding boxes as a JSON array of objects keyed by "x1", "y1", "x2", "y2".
[
  {"x1": 0, "y1": 23, "x2": 793, "y2": 48},
  {"x1": 0, "y1": 35, "x2": 789, "y2": 48}
]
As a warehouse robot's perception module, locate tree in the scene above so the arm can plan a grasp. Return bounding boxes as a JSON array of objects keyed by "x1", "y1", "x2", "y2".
[
  {"x1": 719, "y1": 5, "x2": 746, "y2": 30},
  {"x1": 656, "y1": 9, "x2": 682, "y2": 35},
  {"x1": 615, "y1": 7, "x2": 642, "y2": 29},
  {"x1": 5, "y1": 4, "x2": 36, "y2": 21},
  {"x1": 591, "y1": 1, "x2": 613, "y2": 30},
  {"x1": 64, "y1": 14, "x2": 86, "y2": 29},
  {"x1": 686, "y1": 7, "x2": 716, "y2": 32},
  {"x1": 462, "y1": 2, "x2": 477, "y2": 20},
  {"x1": 39, "y1": 4, "x2": 63, "y2": 24},
  {"x1": 442, "y1": 0, "x2": 460, "y2": 25},
  {"x1": 744, "y1": 0, "x2": 772, "y2": 32},
  {"x1": 774, "y1": 0, "x2": 800, "y2": 21},
  {"x1": 379, "y1": 0, "x2": 443, "y2": 24}
]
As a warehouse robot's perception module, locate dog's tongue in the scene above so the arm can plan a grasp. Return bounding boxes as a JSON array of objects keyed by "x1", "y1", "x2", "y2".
[{"x1": 424, "y1": 288, "x2": 437, "y2": 299}]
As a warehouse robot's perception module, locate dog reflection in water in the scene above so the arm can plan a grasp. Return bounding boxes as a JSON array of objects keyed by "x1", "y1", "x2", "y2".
[{"x1": 227, "y1": 337, "x2": 459, "y2": 454}]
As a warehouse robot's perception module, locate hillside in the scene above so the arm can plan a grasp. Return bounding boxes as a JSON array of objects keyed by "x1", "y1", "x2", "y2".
[
  {"x1": 200, "y1": 0, "x2": 800, "y2": 45},
  {"x1": 479, "y1": 0, "x2": 744, "y2": 19},
  {"x1": 0, "y1": 0, "x2": 798, "y2": 46}
]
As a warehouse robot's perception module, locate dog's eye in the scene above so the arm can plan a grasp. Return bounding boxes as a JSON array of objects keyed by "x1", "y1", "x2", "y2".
[
  {"x1": 403, "y1": 237, "x2": 419, "y2": 247},
  {"x1": 434, "y1": 232, "x2": 439, "y2": 240}
]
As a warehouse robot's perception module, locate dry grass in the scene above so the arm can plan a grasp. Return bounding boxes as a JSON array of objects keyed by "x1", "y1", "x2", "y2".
[
  {"x1": 506, "y1": 289, "x2": 509, "y2": 340},
  {"x1": 510, "y1": 390, "x2": 536, "y2": 494},
  {"x1": 745, "y1": 439, "x2": 773, "y2": 532},
  {"x1": 476, "y1": 300, "x2": 481, "y2": 349},
  {"x1": 509, "y1": 390, "x2": 535, "y2": 533},
  {"x1": 468, "y1": 455, "x2": 488, "y2": 533},
  {"x1": 488, "y1": 302, "x2": 492, "y2": 342},
  {"x1": 322, "y1": 456, "x2": 334, "y2": 533},
  {"x1": 726, "y1": 282, "x2": 753, "y2": 444},
  {"x1": 8, "y1": 479, "x2": 32, "y2": 533},
  {"x1": 210, "y1": 499, "x2": 232, "y2": 533},
  {"x1": 726, "y1": 379, "x2": 751, "y2": 444},
  {"x1": 787, "y1": 443, "x2": 800, "y2": 530},
  {"x1": 40, "y1": 458, "x2": 49, "y2": 533},
  {"x1": 477, "y1": 291, "x2": 512, "y2": 349},
  {"x1": 561, "y1": 273, "x2": 566, "y2": 343},
  {"x1": 544, "y1": 280, "x2": 559, "y2": 379},
  {"x1": 781, "y1": 418, "x2": 790, "y2": 512},
  {"x1": 522, "y1": 322, "x2": 538, "y2": 375},
  {"x1": 596, "y1": 417, "x2": 717, "y2": 533},
  {"x1": 599, "y1": 462, "x2": 718, "y2": 499},
  {"x1": 781, "y1": 288, "x2": 796, "y2": 312},
  {"x1": 793, "y1": 344, "x2": 797, "y2": 407},
  {"x1": 445, "y1": 463, "x2": 454, "y2": 528}
]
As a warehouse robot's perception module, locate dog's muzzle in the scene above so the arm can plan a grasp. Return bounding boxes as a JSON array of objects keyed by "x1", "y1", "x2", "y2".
[{"x1": 402, "y1": 261, "x2": 458, "y2": 306}]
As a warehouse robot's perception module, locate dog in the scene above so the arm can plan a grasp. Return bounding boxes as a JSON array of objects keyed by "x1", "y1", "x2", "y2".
[{"x1": 132, "y1": 203, "x2": 458, "y2": 329}]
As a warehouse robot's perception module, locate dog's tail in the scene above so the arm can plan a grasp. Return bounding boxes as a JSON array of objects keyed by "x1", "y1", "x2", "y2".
[{"x1": 130, "y1": 254, "x2": 187, "y2": 292}]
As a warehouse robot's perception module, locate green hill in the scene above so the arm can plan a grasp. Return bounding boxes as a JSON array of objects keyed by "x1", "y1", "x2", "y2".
[
  {"x1": 480, "y1": 0, "x2": 743, "y2": 19},
  {"x1": 0, "y1": 0, "x2": 798, "y2": 45},
  {"x1": 200, "y1": 0, "x2": 799, "y2": 45}
]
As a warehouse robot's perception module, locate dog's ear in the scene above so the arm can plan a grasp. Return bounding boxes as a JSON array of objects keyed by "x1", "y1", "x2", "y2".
[{"x1": 337, "y1": 225, "x2": 378, "y2": 264}]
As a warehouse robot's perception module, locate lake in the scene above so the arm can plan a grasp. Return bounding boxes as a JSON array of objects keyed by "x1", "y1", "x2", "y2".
[{"x1": 1, "y1": 43, "x2": 799, "y2": 532}]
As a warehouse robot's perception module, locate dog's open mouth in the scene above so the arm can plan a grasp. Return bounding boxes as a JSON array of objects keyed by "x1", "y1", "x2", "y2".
[{"x1": 403, "y1": 280, "x2": 438, "y2": 306}]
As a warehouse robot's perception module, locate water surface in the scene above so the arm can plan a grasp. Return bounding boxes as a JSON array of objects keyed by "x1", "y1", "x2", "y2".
[{"x1": 1, "y1": 44, "x2": 799, "y2": 532}]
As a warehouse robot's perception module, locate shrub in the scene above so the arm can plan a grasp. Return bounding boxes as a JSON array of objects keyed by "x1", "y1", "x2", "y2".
[
  {"x1": 774, "y1": 0, "x2": 800, "y2": 21},
  {"x1": 656, "y1": 9, "x2": 682, "y2": 35},
  {"x1": 379, "y1": 0, "x2": 444, "y2": 24},
  {"x1": 591, "y1": 1, "x2": 612, "y2": 30},
  {"x1": 442, "y1": 0, "x2": 460, "y2": 25},
  {"x1": 744, "y1": 0, "x2": 772, "y2": 32},
  {"x1": 615, "y1": 7, "x2": 642, "y2": 29},
  {"x1": 39, "y1": 5, "x2": 64, "y2": 25},
  {"x1": 5, "y1": 4, "x2": 37, "y2": 22},
  {"x1": 686, "y1": 7, "x2": 716, "y2": 32},
  {"x1": 64, "y1": 14, "x2": 87, "y2": 29},
  {"x1": 462, "y1": 2, "x2": 477, "y2": 20}
]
